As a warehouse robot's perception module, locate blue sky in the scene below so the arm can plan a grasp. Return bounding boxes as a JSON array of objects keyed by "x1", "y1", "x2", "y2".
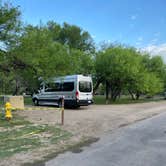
[{"x1": 12, "y1": 0, "x2": 166, "y2": 56}]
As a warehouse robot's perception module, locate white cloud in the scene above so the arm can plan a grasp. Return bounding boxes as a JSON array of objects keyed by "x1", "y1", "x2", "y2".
[
  {"x1": 151, "y1": 38, "x2": 158, "y2": 44},
  {"x1": 135, "y1": 37, "x2": 143, "y2": 46},
  {"x1": 138, "y1": 37, "x2": 143, "y2": 41},
  {"x1": 142, "y1": 43, "x2": 166, "y2": 62},
  {"x1": 106, "y1": 39, "x2": 111, "y2": 43},
  {"x1": 92, "y1": 35, "x2": 96, "y2": 39},
  {"x1": 130, "y1": 14, "x2": 138, "y2": 20},
  {"x1": 136, "y1": 42, "x2": 141, "y2": 46}
]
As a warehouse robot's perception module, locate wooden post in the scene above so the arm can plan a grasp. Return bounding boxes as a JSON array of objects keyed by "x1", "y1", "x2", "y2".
[{"x1": 61, "y1": 96, "x2": 64, "y2": 125}]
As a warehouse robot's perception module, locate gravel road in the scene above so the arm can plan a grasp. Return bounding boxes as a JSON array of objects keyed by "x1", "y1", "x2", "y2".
[{"x1": 21, "y1": 101, "x2": 166, "y2": 138}]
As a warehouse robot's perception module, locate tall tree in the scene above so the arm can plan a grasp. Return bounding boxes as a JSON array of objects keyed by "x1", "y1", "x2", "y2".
[
  {"x1": 0, "y1": 1, "x2": 21, "y2": 49},
  {"x1": 58, "y1": 22, "x2": 95, "y2": 52},
  {"x1": 10, "y1": 24, "x2": 94, "y2": 94},
  {"x1": 95, "y1": 46, "x2": 164, "y2": 102}
]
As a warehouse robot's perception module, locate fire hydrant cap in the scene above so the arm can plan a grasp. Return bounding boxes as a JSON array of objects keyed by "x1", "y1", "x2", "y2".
[{"x1": 5, "y1": 102, "x2": 11, "y2": 108}]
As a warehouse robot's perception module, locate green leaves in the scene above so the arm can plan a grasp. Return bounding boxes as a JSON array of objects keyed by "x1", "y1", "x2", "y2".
[
  {"x1": 1, "y1": 24, "x2": 94, "y2": 94},
  {"x1": 95, "y1": 46, "x2": 165, "y2": 101},
  {"x1": 0, "y1": 2, "x2": 21, "y2": 48}
]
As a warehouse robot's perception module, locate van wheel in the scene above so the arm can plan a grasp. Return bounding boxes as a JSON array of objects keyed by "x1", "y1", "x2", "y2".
[{"x1": 34, "y1": 99, "x2": 39, "y2": 106}]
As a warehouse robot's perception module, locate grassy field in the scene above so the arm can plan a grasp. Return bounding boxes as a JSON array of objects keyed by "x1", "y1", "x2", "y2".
[
  {"x1": 93, "y1": 95, "x2": 165, "y2": 105},
  {"x1": 24, "y1": 96, "x2": 33, "y2": 105},
  {"x1": 0, "y1": 112, "x2": 71, "y2": 158}
]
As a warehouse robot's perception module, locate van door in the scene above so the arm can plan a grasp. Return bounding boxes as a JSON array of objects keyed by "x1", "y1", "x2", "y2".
[
  {"x1": 62, "y1": 82, "x2": 75, "y2": 100},
  {"x1": 78, "y1": 81, "x2": 93, "y2": 102}
]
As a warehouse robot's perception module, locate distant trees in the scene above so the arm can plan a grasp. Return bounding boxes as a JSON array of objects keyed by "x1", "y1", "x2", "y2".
[{"x1": 95, "y1": 46, "x2": 165, "y2": 102}]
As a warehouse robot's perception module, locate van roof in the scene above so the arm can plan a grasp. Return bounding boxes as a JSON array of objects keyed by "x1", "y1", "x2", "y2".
[{"x1": 53, "y1": 74, "x2": 90, "y2": 80}]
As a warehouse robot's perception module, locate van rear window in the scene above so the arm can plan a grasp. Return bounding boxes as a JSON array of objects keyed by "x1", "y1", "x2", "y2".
[{"x1": 79, "y1": 81, "x2": 92, "y2": 92}]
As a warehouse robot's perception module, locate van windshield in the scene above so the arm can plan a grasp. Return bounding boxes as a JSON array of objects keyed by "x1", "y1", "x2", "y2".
[{"x1": 79, "y1": 81, "x2": 92, "y2": 92}]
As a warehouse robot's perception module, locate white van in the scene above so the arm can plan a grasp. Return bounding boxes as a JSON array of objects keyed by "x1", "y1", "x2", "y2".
[{"x1": 32, "y1": 75, "x2": 93, "y2": 107}]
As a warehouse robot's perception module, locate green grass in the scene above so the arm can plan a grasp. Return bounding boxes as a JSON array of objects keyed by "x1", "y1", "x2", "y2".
[
  {"x1": 0, "y1": 113, "x2": 71, "y2": 158},
  {"x1": 0, "y1": 114, "x2": 31, "y2": 127},
  {"x1": 0, "y1": 97, "x2": 4, "y2": 107},
  {"x1": 93, "y1": 95, "x2": 165, "y2": 105},
  {"x1": 24, "y1": 96, "x2": 33, "y2": 105}
]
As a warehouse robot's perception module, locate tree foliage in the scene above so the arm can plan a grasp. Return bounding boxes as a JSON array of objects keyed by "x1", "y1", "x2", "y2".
[
  {"x1": 3, "y1": 24, "x2": 94, "y2": 94},
  {"x1": 0, "y1": 1, "x2": 21, "y2": 49},
  {"x1": 95, "y1": 46, "x2": 164, "y2": 101}
]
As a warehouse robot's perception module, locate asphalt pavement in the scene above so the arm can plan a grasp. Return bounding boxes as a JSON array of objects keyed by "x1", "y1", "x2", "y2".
[{"x1": 45, "y1": 112, "x2": 166, "y2": 166}]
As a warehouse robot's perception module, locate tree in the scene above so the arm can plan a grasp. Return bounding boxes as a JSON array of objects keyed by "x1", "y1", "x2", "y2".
[
  {"x1": 127, "y1": 71, "x2": 164, "y2": 100},
  {"x1": 10, "y1": 26, "x2": 68, "y2": 94},
  {"x1": 8, "y1": 24, "x2": 94, "y2": 94},
  {"x1": 142, "y1": 54, "x2": 166, "y2": 89},
  {"x1": 95, "y1": 46, "x2": 164, "y2": 102},
  {"x1": 0, "y1": 1, "x2": 21, "y2": 94},
  {"x1": 57, "y1": 22, "x2": 95, "y2": 52},
  {"x1": 0, "y1": 1, "x2": 21, "y2": 49}
]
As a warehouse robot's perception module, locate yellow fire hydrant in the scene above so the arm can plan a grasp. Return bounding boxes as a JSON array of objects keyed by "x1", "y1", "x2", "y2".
[{"x1": 5, "y1": 102, "x2": 12, "y2": 121}]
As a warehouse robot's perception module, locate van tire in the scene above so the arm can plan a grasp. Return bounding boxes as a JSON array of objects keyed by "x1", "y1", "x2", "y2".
[{"x1": 34, "y1": 99, "x2": 39, "y2": 106}]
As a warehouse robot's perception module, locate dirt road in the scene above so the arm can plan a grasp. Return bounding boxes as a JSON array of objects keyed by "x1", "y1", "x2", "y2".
[{"x1": 21, "y1": 101, "x2": 166, "y2": 138}]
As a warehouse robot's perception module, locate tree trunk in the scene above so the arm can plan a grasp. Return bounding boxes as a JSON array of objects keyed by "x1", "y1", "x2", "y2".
[
  {"x1": 136, "y1": 92, "x2": 140, "y2": 100},
  {"x1": 111, "y1": 88, "x2": 121, "y2": 101},
  {"x1": 93, "y1": 78, "x2": 103, "y2": 95},
  {"x1": 128, "y1": 90, "x2": 136, "y2": 100},
  {"x1": 13, "y1": 78, "x2": 19, "y2": 95},
  {"x1": 105, "y1": 81, "x2": 109, "y2": 104}
]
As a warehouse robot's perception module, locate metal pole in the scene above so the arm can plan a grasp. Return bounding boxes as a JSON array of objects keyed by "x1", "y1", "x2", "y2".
[{"x1": 61, "y1": 97, "x2": 64, "y2": 125}]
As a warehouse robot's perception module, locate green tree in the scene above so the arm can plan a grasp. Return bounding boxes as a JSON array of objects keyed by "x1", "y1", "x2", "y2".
[
  {"x1": 0, "y1": 1, "x2": 21, "y2": 94},
  {"x1": 40, "y1": 21, "x2": 95, "y2": 53},
  {"x1": 9, "y1": 24, "x2": 94, "y2": 94},
  {"x1": 0, "y1": 1, "x2": 21, "y2": 49},
  {"x1": 95, "y1": 46, "x2": 164, "y2": 102}
]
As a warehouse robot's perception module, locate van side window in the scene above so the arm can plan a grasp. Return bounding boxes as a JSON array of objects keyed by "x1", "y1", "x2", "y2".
[
  {"x1": 45, "y1": 83, "x2": 61, "y2": 92},
  {"x1": 62, "y1": 82, "x2": 74, "y2": 91}
]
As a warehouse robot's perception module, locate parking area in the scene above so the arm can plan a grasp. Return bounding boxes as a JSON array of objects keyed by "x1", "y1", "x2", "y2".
[{"x1": 19, "y1": 101, "x2": 166, "y2": 138}]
